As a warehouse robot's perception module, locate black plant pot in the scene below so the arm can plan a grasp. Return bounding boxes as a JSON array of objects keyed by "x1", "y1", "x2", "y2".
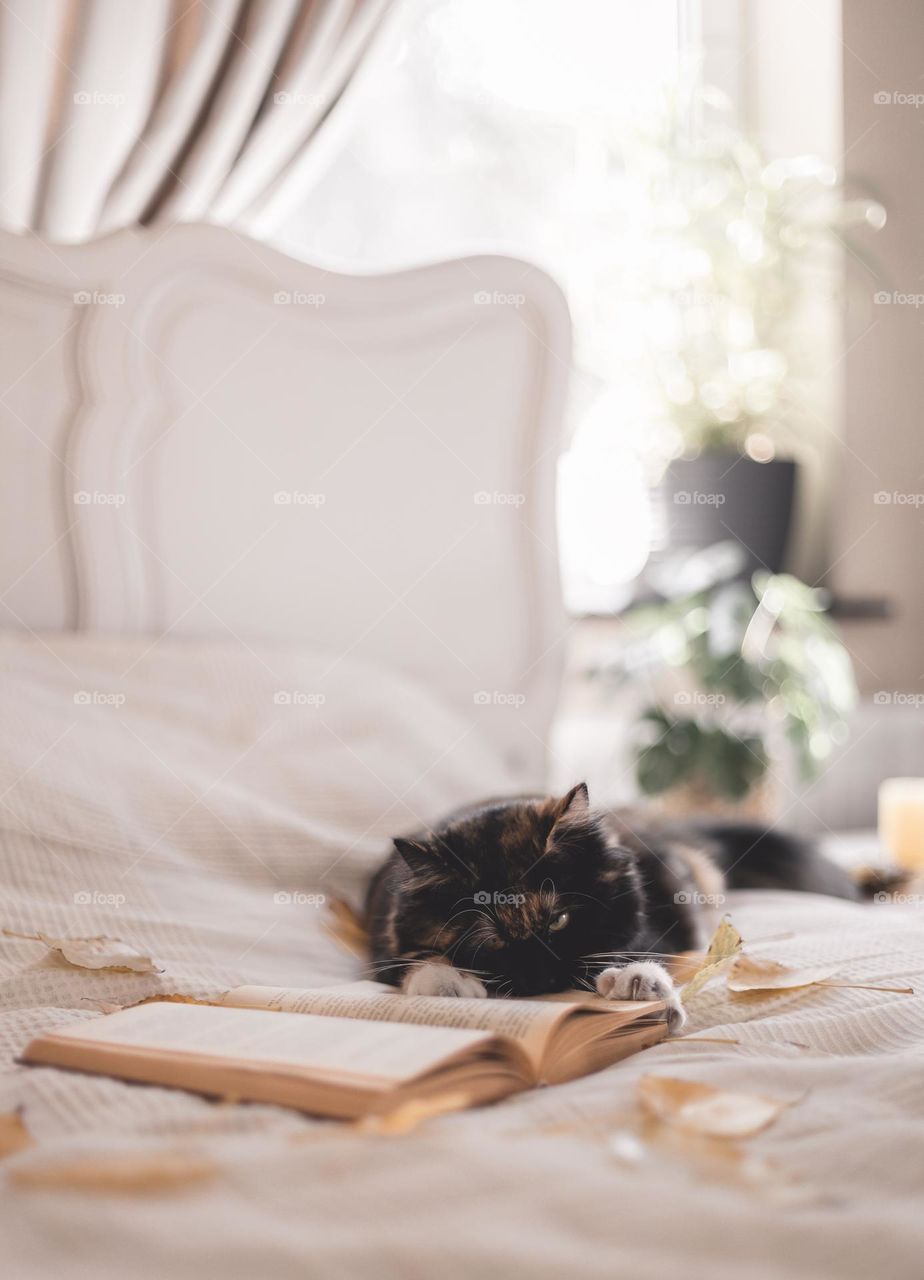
[{"x1": 654, "y1": 452, "x2": 797, "y2": 577}]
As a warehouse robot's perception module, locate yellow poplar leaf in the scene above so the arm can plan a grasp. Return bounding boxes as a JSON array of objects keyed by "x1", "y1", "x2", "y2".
[
  {"x1": 11, "y1": 1151, "x2": 217, "y2": 1194},
  {"x1": 680, "y1": 917, "x2": 743, "y2": 1002},
  {"x1": 4, "y1": 929, "x2": 160, "y2": 973},
  {"x1": 323, "y1": 897, "x2": 369, "y2": 959},
  {"x1": 638, "y1": 1075, "x2": 792, "y2": 1139},
  {"x1": 727, "y1": 955, "x2": 841, "y2": 992},
  {"x1": 0, "y1": 1111, "x2": 34, "y2": 1159}
]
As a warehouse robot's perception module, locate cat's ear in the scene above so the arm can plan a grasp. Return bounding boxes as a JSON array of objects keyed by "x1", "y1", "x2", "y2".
[
  {"x1": 393, "y1": 836, "x2": 445, "y2": 874},
  {"x1": 550, "y1": 782, "x2": 590, "y2": 824},
  {"x1": 545, "y1": 783, "x2": 596, "y2": 860}
]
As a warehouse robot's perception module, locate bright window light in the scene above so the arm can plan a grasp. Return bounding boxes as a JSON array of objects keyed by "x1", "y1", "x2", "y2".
[{"x1": 277, "y1": 0, "x2": 687, "y2": 613}]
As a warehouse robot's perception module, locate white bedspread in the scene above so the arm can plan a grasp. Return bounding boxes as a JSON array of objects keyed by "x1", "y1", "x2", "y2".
[{"x1": 1, "y1": 634, "x2": 923, "y2": 1280}]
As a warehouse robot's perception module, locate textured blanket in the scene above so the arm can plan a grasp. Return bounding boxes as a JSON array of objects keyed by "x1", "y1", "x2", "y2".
[{"x1": 1, "y1": 634, "x2": 922, "y2": 1279}]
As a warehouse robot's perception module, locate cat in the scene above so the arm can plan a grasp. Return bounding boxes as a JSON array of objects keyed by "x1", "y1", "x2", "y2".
[{"x1": 364, "y1": 782, "x2": 860, "y2": 1031}]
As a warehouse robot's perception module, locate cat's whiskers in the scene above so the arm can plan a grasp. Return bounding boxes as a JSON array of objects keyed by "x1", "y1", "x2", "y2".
[
  {"x1": 446, "y1": 924, "x2": 480, "y2": 960},
  {"x1": 432, "y1": 907, "x2": 492, "y2": 948},
  {"x1": 369, "y1": 956, "x2": 494, "y2": 981},
  {"x1": 581, "y1": 947, "x2": 681, "y2": 957},
  {"x1": 538, "y1": 877, "x2": 557, "y2": 911},
  {"x1": 463, "y1": 916, "x2": 499, "y2": 943},
  {"x1": 559, "y1": 885, "x2": 647, "y2": 910},
  {"x1": 447, "y1": 921, "x2": 496, "y2": 970},
  {"x1": 369, "y1": 956, "x2": 434, "y2": 972},
  {"x1": 465, "y1": 931, "x2": 500, "y2": 972},
  {"x1": 579, "y1": 950, "x2": 681, "y2": 963},
  {"x1": 368, "y1": 958, "x2": 432, "y2": 980}
]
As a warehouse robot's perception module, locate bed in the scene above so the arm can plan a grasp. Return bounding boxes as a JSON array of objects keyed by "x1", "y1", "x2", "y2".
[{"x1": 1, "y1": 226, "x2": 922, "y2": 1280}]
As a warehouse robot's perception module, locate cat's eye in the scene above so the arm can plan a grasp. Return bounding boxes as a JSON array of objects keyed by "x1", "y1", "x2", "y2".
[{"x1": 549, "y1": 910, "x2": 570, "y2": 933}]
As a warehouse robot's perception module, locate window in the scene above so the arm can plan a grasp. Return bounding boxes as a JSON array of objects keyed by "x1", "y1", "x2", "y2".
[{"x1": 276, "y1": 0, "x2": 690, "y2": 612}]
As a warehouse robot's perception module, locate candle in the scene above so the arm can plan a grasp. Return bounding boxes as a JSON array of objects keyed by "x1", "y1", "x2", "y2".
[{"x1": 878, "y1": 778, "x2": 924, "y2": 869}]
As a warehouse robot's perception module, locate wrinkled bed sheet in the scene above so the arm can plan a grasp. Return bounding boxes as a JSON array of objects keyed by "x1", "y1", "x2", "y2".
[{"x1": 1, "y1": 634, "x2": 922, "y2": 1280}]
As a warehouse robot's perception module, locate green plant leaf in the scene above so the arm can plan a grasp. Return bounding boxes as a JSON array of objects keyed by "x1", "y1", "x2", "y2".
[{"x1": 637, "y1": 741, "x2": 689, "y2": 795}]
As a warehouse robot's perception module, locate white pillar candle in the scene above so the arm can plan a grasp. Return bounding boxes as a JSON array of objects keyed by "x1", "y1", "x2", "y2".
[{"x1": 878, "y1": 778, "x2": 924, "y2": 869}]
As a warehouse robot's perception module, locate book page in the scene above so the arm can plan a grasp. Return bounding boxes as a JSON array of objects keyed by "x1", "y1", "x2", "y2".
[
  {"x1": 34, "y1": 1001, "x2": 505, "y2": 1085},
  {"x1": 216, "y1": 982, "x2": 569, "y2": 1067}
]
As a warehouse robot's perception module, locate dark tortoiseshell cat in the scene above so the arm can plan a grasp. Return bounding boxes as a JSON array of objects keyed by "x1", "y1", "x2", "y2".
[{"x1": 365, "y1": 782, "x2": 859, "y2": 1030}]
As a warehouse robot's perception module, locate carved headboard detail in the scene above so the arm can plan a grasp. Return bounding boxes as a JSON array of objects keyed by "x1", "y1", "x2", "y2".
[{"x1": 0, "y1": 225, "x2": 571, "y2": 781}]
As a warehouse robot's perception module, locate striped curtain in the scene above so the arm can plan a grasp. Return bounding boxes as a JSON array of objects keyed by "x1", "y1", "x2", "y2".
[{"x1": 0, "y1": 0, "x2": 393, "y2": 242}]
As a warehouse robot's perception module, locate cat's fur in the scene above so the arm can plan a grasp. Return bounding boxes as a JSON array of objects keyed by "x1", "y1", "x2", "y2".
[{"x1": 364, "y1": 783, "x2": 859, "y2": 1031}]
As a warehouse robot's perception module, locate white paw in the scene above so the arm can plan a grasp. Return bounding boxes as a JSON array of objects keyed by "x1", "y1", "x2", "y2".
[
  {"x1": 402, "y1": 962, "x2": 487, "y2": 999},
  {"x1": 596, "y1": 960, "x2": 687, "y2": 1033}
]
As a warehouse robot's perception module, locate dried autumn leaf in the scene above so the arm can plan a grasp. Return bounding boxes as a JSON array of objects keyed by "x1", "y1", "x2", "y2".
[
  {"x1": 11, "y1": 1151, "x2": 217, "y2": 1194},
  {"x1": 638, "y1": 1075, "x2": 792, "y2": 1139},
  {"x1": 358, "y1": 1092, "x2": 470, "y2": 1135},
  {"x1": 79, "y1": 998, "x2": 126, "y2": 1014},
  {"x1": 667, "y1": 951, "x2": 706, "y2": 984},
  {"x1": 323, "y1": 898, "x2": 369, "y2": 959},
  {"x1": 727, "y1": 954, "x2": 912, "y2": 995},
  {"x1": 727, "y1": 954, "x2": 842, "y2": 992},
  {"x1": 136, "y1": 993, "x2": 208, "y2": 1007},
  {"x1": 4, "y1": 929, "x2": 160, "y2": 973},
  {"x1": 680, "y1": 917, "x2": 743, "y2": 1002},
  {"x1": 634, "y1": 1116, "x2": 816, "y2": 1204},
  {"x1": 0, "y1": 1111, "x2": 34, "y2": 1159}
]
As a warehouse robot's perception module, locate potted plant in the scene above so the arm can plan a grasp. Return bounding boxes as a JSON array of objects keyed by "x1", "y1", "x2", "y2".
[
  {"x1": 631, "y1": 89, "x2": 885, "y2": 575},
  {"x1": 601, "y1": 550, "x2": 857, "y2": 819}
]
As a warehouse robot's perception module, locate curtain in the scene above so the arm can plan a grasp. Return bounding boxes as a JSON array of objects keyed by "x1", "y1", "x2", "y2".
[{"x1": 0, "y1": 0, "x2": 393, "y2": 243}]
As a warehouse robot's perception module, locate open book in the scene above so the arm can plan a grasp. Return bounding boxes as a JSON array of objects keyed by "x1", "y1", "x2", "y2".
[{"x1": 23, "y1": 980, "x2": 667, "y2": 1120}]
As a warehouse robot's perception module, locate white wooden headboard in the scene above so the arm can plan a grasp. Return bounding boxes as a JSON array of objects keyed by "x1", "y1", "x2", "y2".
[{"x1": 0, "y1": 225, "x2": 570, "y2": 782}]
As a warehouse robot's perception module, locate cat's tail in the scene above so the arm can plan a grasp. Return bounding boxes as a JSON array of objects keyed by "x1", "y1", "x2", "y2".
[{"x1": 695, "y1": 822, "x2": 862, "y2": 900}]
